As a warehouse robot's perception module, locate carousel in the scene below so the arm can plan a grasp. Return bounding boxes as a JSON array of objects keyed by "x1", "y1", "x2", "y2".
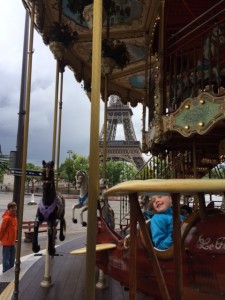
[{"x1": 5, "y1": 0, "x2": 225, "y2": 299}]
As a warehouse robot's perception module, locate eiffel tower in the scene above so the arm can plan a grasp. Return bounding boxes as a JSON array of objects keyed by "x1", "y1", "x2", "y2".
[{"x1": 99, "y1": 96, "x2": 145, "y2": 169}]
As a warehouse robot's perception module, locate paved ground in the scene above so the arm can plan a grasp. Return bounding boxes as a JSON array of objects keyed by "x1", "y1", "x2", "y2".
[
  {"x1": 0, "y1": 192, "x2": 88, "y2": 274},
  {"x1": 0, "y1": 192, "x2": 124, "y2": 271},
  {"x1": 0, "y1": 191, "x2": 126, "y2": 299}
]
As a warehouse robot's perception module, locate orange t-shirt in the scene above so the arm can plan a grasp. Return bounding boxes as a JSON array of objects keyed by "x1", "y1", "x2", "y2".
[{"x1": 0, "y1": 210, "x2": 18, "y2": 246}]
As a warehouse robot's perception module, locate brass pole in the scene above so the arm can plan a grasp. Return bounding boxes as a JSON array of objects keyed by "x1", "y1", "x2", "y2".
[
  {"x1": 102, "y1": 13, "x2": 110, "y2": 179},
  {"x1": 85, "y1": 0, "x2": 103, "y2": 299},
  {"x1": 52, "y1": 61, "x2": 60, "y2": 162},
  {"x1": 142, "y1": 33, "x2": 148, "y2": 147},
  {"x1": 56, "y1": 67, "x2": 64, "y2": 190},
  {"x1": 40, "y1": 235, "x2": 53, "y2": 288},
  {"x1": 13, "y1": 11, "x2": 29, "y2": 209},
  {"x1": 14, "y1": 1, "x2": 35, "y2": 299},
  {"x1": 172, "y1": 193, "x2": 183, "y2": 300},
  {"x1": 129, "y1": 193, "x2": 138, "y2": 300},
  {"x1": 159, "y1": 0, "x2": 165, "y2": 115},
  {"x1": 102, "y1": 74, "x2": 108, "y2": 179},
  {"x1": 43, "y1": 45, "x2": 60, "y2": 291}
]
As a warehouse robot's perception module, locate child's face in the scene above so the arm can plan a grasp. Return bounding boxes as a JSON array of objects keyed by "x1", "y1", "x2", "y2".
[
  {"x1": 151, "y1": 195, "x2": 172, "y2": 213},
  {"x1": 9, "y1": 206, "x2": 17, "y2": 216}
]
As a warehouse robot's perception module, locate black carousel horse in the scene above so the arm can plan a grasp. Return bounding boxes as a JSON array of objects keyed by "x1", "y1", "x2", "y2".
[{"x1": 32, "y1": 160, "x2": 66, "y2": 256}]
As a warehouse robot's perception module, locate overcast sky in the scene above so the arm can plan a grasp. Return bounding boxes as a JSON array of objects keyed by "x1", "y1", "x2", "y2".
[{"x1": 0, "y1": 1, "x2": 145, "y2": 167}]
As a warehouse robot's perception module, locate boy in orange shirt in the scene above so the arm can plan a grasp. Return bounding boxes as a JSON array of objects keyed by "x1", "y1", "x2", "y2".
[{"x1": 0, "y1": 202, "x2": 18, "y2": 273}]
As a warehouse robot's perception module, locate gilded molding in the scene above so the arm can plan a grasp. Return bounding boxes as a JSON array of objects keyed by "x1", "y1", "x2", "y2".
[{"x1": 164, "y1": 92, "x2": 225, "y2": 137}]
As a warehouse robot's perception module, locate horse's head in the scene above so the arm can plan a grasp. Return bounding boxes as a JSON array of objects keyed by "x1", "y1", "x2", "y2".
[
  {"x1": 75, "y1": 170, "x2": 88, "y2": 190},
  {"x1": 99, "y1": 178, "x2": 109, "y2": 202},
  {"x1": 99, "y1": 178, "x2": 108, "y2": 190},
  {"x1": 138, "y1": 195, "x2": 150, "y2": 212},
  {"x1": 42, "y1": 160, "x2": 55, "y2": 195}
]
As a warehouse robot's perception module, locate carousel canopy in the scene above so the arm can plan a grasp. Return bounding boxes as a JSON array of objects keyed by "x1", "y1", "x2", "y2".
[{"x1": 22, "y1": 0, "x2": 220, "y2": 107}]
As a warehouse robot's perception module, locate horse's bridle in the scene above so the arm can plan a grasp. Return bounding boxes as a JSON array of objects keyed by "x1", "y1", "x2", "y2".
[{"x1": 42, "y1": 166, "x2": 54, "y2": 185}]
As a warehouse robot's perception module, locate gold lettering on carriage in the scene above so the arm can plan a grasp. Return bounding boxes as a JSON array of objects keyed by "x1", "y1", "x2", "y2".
[{"x1": 196, "y1": 234, "x2": 225, "y2": 250}]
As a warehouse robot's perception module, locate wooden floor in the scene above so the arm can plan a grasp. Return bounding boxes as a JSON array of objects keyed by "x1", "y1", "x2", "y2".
[{"x1": 17, "y1": 235, "x2": 147, "y2": 300}]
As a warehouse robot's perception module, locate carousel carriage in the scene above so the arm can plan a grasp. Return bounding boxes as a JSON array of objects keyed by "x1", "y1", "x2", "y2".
[
  {"x1": 76, "y1": 178, "x2": 225, "y2": 300},
  {"x1": 12, "y1": 1, "x2": 225, "y2": 299}
]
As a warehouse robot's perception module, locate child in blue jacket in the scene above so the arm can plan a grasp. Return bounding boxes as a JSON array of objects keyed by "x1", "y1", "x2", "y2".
[{"x1": 146, "y1": 192, "x2": 184, "y2": 250}]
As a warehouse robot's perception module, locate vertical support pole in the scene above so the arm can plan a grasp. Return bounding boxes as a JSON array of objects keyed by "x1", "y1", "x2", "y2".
[
  {"x1": 216, "y1": 24, "x2": 220, "y2": 93},
  {"x1": 208, "y1": 29, "x2": 212, "y2": 91},
  {"x1": 40, "y1": 233, "x2": 53, "y2": 287},
  {"x1": 13, "y1": 10, "x2": 29, "y2": 210},
  {"x1": 45, "y1": 36, "x2": 61, "y2": 292},
  {"x1": 193, "y1": 48, "x2": 197, "y2": 97},
  {"x1": 52, "y1": 61, "x2": 60, "y2": 162},
  {"x1": 96, "y1": 269, "x2": 108, "y2": 289},
  {"x1": 173, "y1": 52, "x2": 178, "y2": 108},
  {"x1": 221, "y1": 192, "x2": 225, "y2": 210},
  {"x1": 172, "y1": 193, "x2": 183, "y2": 300},
  {"x1": 56, "y1": 67, "x2": 64, "y2": 190},
  {"x1": 97, "y1": 73, "x2": 108, "y2": 289},
  {"x1": 192, "y1": 141, "x2": 198, "y2": 209},
  {"x1": 42, "y1": 45, "x2": 60, "y2": 293},
  {"x1": 129, "y1": 193, "x2": 138, "y2": 300},
  {"x1": 200, "y1": 37, "x2": 204, "y2": 91},
  {"x1": 14, "y1": 2, "x2": 35, "y2": 299},
  {"x1": 142, "y1": 33, "x2": 148, "y2": 148},
  {"x1": 102, "y1": 13, "x2": 110, "y2": 179},
  {"x1": 85, "y1": 0, "x2": 103, "y2": 299},
  {"x1": 158, "y1": 0, "x2": 165, "y2": 115},
  {"x1": 102, "y1": 74, "x2": 108, "y2": 179}
]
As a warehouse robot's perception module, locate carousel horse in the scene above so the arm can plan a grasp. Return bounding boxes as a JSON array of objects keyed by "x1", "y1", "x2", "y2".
[
  {"x1": 32, "y1": 160, "x2": 66, "y2": 256},
  {"x1": 99, "y1": 178, "x2": 115, "y2": 230},
  {"x1": 138, "y1": 194, "x2": 150, "y2": 214},
  {"x1": 72, "y1": 170, "x2": 88, "y2": 226}
]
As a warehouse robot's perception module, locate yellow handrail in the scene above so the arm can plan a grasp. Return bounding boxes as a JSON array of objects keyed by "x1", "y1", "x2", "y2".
[{"x1": 104, "y1": 178, "x2": 225, "y2": 197}]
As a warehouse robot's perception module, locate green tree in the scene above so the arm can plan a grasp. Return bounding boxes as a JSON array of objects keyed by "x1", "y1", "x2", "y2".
[
  {"x1": 59, "y1": 152, "x2": 137, "y2": 187},
  {"x1": 0, "y1": 161, "x2": 9, "y2": 182},
  {"x1": 102, "y1": 160, "x2": 137, "y2": 186},
  {"x1": 59, "y1": 152, "x2": 89, "y2": 185}
]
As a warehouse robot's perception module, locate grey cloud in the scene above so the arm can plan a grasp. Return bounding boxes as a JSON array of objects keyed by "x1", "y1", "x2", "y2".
[{"x1": 1, "y1": 1, "x2": 145, "y2": 166}]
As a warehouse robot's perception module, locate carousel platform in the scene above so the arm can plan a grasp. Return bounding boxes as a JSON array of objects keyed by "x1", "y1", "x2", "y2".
[{"x1": 0, "y1": 234, "x2": 146, "y2": 300}]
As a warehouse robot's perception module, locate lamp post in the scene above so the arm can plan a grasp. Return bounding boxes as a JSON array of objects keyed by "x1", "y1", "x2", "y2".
[{"x1": 67, "y1": 150, "x2": 72, "y2": 194}]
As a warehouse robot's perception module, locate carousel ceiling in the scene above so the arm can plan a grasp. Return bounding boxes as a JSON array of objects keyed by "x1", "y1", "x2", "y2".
[{"x1": 22, "y1": 0, "x2": 221, "y2": 107}]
